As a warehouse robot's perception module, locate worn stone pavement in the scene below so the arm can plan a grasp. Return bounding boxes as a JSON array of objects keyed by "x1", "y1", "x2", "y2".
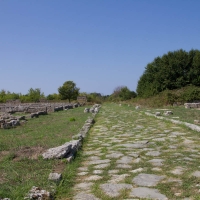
[{"x1": 71, "y1": 104, "x2": 200, "y2": 200}]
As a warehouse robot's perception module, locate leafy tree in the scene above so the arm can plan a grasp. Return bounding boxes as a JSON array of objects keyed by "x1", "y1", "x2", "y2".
[
  {"x1": 110, "y1": 86, "x2": 137, "y2": 101},
  {"x1": 58, "y1": 81, "x2": 79, "y2": 102},
  {"x1": 0, "y1": 90, "x2": 20, "y2": 103},
  {"x1": 137, "y1": 49, "x2": 200, "y2": 98},
  {"x1": 27, "y1": 88, "x2": 45, "y2": 102},
  {"x1": 46, "y1": 93, "x2": 61, "y2": 100},
  {"x1": 0, "y1": 89, "x2": 6, "y2": 102}
]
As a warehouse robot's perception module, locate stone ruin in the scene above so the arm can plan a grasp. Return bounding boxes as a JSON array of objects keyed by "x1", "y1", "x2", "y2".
[
  {"x1": 0, "y1": 101, "x2": 84, "y2": 129},
  {"x1": 0, "y1": 113, "x2": 24, "y2": 129},
  {"x1": 184, "y1": 102, "x2": 200, "y2": 109},
  {"x1": 0, "y1": 104, "x2": 98, "y2": 200}
]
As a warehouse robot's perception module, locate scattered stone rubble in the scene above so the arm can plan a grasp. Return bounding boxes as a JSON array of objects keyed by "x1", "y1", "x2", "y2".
[
  {"x1": 24, "y1": 186, "x2": 54, "y2": 200},
  {"x1": 84, "y1": 104, "x2": 101, "y2": 113},
  {"x1": 0, "y1": 113, "x2": 22, "y2": 129},
  {"x1": 155, "y1": 111, "x2": 173, "y2": 116}
]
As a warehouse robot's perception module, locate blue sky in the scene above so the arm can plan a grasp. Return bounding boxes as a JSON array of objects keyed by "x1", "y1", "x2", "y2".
[{"x1": 0, "y1": 0, "x2": 200, "y2": 95}]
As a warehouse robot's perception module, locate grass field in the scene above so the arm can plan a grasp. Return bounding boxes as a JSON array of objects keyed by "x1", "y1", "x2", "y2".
[
  {"x1": 142, "y1": 105, "x2": 200, "y2": 124},
  {"x1": 0, "y1": 107, "x2": 92, "y2": 199},
  {"x1": 1, "y1": 103, "x2": 200, "y2": 199}
]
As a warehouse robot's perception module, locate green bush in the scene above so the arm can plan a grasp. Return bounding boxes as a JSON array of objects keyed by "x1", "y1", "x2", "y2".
[{"x1": 69, "y1": 117, "x2": 76, "y2": 121}]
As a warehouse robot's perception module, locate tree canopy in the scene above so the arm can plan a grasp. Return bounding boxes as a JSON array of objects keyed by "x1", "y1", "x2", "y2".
[
  {"x1": 58, "y1": 81, "x2": 79, "y2": 102},
  {"x1": 0, "y1": 88, "x2": 44, "y2": 103},
  {"x1": 27, "y1": 88, "x2": 45, "y2": 102},
  {"x1": 136, "y1": 49, "x2": 200, "y2": 98},
  {"x1": 109, "y1": 86, "x2": 137, "y2": 101}
]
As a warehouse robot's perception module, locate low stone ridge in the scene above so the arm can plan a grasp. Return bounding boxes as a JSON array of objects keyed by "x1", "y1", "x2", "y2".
[
  {"x1": 184, "y1": 102, "x2": 200, "y2": 108},
  {"x1": 145, "y1": 112, "x2": 200, "y2": 132},
  {"x1": 42, "y1": 140, "x2": 82, "y2": 159},
  {"x1": 0, "y1": 102, "x2": 83, "y2": 114}
]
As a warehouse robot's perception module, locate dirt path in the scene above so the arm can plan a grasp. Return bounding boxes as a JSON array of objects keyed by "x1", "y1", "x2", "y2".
[{"x1": 71, "y1": 104, "x2": 200, "y2": 199}]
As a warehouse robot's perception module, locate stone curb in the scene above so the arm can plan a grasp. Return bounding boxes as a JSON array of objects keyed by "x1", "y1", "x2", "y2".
[
  {"x1": 144, "y1": 112, "x2": 200, "y2": 132},
  {"x1": 25, "y1": 105, "x2": 100, "y2": 200}
]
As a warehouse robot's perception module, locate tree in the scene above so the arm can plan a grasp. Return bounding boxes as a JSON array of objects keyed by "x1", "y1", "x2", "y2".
[
  {"x1": 27, "y1": 88, "x2": 45, "y2": 102},
  {"x1": 110, "y1": 86, "x2": 137, "y2": 101},
  {"x1": 46, "y1": 93, "x2": 61, "y2": 100},
  {"x1": 58, "y1": 81, "x2": 79, "y2": 102},
  {"x1": 136, "y1": 49, "x2": 200, "y2": 98},
  {"x1": 0, "y1": 90, "x2": 20, "y2": 103}
]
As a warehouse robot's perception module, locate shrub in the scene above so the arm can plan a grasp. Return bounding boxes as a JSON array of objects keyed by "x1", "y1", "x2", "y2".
[{"x1": 69, "y1": 117, "x2": 76, "y2": 122}]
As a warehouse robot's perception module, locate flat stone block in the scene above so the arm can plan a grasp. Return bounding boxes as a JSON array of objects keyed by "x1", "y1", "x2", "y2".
[
  {"x1": 130, "y1": 187, "x2": 168, "y2": 199},
  {"x1": 133, "y1": 173, "x2": 165, "y2": 186}
]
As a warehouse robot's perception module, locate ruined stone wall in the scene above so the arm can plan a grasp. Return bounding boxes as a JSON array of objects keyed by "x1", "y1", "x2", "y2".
[
  {"x1": 0, "y1": 102, "x2": 82, "y2": 114},
  {"x1": 184, "y1": 103, "x2": 200, "y2": 108}
]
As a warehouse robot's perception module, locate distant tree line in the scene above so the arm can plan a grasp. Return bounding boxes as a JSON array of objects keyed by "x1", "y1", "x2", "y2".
[
  {"x1": 0, "y1": 81, "x2": 108, "y2": 103},
  {"x1": 0, "y1": 88, "x2": 44, "y2": 103},
  {"x1": 136, "y1": 49, "x2": 200, "y2": 98},
  {"x1": 3, "y1": 48, "x2": 198, "y2": 104}
]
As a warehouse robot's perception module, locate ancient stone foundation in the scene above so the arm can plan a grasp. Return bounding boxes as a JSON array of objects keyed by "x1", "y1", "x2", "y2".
[
  {"x1": 184, "y1": 102, "x2": 200, "y2": 108},
  {"x1": 0, "y1": 102, "x2": 84, "y2": 129}
]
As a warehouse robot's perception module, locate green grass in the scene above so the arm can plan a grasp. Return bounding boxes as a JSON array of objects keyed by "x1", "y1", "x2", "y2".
[
  {"x1": 0, "y1": 108, "x2": 91, "y2": 150},
  {"x1": 142, "y1": 105, "x2": 200, "y2": 124},
  {"x1": 0, "y1": 107, "x2": 92, "y2": 199}
]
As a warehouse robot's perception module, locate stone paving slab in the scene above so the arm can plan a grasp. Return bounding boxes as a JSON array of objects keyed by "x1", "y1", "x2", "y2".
[
  {"x1": 71, "y1": 104, "x2": 200, "y2": 199},
  {"x1": 130, "y1": 187, "x2": 168, "y2": 199},
  {"x1": 132, "y1": 173, "x2": 165, "y2": 187},
  {"x1": 74, "y1": 192, "x2": 100, "y2": 200},
  {"x1": 100, "y1": 183, "x2": 133, "y2": 197}
]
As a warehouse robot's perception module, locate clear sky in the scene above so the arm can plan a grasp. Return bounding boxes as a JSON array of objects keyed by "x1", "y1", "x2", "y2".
[{"x1": 0, "y1": 0, "x2": 200, "y2": 96}]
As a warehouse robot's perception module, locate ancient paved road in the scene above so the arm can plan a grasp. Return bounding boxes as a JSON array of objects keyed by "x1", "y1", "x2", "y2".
[{"x1": 71, "y1": 104, "x2": 200, "y2": 200}]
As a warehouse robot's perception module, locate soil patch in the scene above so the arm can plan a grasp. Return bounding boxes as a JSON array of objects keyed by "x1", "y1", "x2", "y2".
[{"x1": 13, "y1": 146, "x2": 46, "y2": 161}]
